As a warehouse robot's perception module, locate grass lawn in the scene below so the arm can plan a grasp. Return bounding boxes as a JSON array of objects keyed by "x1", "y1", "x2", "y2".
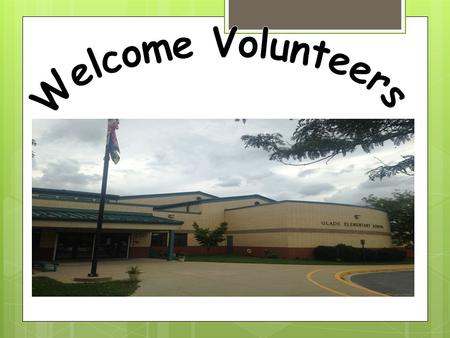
[
  {"x1": 33, "y1": 277, "x2": 139, "y2": 296},
  {"x1": 185, "y1": 255, "x2": 414, "y2": 265}
]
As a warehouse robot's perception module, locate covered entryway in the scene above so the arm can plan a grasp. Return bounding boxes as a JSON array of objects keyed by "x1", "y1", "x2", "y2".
[{"x1": 32, "y1": 206, "x2": 184, "y2": 261}]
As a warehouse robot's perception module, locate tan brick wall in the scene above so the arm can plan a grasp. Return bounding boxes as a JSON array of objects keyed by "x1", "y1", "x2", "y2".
[
  {"x1": 158, "y1": 205, "x2": 197, "y2": 212},
  {"x1": 32, "y1": 197, "x2": 153, "y2": 213},
  {"x1": 192, "y1": 198, "x2": 271, "y2": 227},
  {"x1": 224, "y1": 202, "x2": 392, "y2": 248},
  {"x1": 33, "y1": 220, "x2": 181, "y2": 231},
  {"x1": 286, "y1": 232, "x2": 391, "y2": 248},
  {"x1": 225, "y1": 203, "x2": 289, "y2": 230},
  {"x1": 154, "y1": 197, "x2": 271, "y2": 246},
  {"x1": 118, "y1": 193, "x2": 214, "y2": 206},
  {"x1": 229, "y1": 232, "x2": 288, "y2": 248}
]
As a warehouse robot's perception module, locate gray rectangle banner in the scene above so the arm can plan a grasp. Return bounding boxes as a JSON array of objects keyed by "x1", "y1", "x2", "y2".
[{"x1": 228, "y1": 0, "x2": 402, "y2": 30}]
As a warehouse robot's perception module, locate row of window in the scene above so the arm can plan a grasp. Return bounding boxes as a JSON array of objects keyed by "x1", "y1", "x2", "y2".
[{"x1": 151, "y1": 232, "x2": 188, "y2": 247}]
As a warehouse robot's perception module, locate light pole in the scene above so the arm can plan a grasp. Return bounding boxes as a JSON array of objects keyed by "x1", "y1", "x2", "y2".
[
  {"x1": 88, "y1": 119, "x2": 120, "y2": 277},
  {"x1": 88, "y1": 139, "x2": 110, "y2": 277},
  {"x1": 360, "y1": 239, "x2": 366, "y2": 263}
]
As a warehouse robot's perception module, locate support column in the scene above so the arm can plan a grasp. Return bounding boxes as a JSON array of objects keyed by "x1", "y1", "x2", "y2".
[
  {"x1": 167, "y1": 230, "x2": 175, "y2": 261},
  {"x1": 52, "y1": 233, "x2": 59, "y2": 261}
]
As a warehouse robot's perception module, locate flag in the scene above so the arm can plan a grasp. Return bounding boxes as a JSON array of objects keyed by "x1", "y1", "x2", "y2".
[{"x1": 107, "y1": 119, "x2": 120, "y2": 164}]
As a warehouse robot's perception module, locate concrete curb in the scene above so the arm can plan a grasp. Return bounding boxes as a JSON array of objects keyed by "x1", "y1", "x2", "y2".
[
  {"x1": 73, "y1": 276, "x2": 113, "y2": 283},
  {"x1": 306, "y1": 269, "x2": 349, "y2": 296}
]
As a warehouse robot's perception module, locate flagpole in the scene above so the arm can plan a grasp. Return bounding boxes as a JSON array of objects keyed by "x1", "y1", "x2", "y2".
[{"x1": 88, "y1": 126, "x2": 111, "y2": 277}]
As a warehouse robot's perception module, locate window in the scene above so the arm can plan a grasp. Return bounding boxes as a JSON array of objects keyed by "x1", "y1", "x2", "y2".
[
  {"x1": 174, "y1": 233, "x2": 188, "y2": 247},
  {"x1": 56, "y1": 232, "x2": 94, "y2": 259},
  {"x1": 151, "y1": 232, "x2": 168, "y2": 247}
]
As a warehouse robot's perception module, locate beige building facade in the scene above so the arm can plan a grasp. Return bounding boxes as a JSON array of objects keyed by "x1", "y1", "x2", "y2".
[{"x1": 32, "y1": 188, "x2": 392, "y2": 261}]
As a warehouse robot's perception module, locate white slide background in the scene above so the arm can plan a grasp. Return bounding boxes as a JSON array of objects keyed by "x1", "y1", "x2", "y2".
[{"x1": 23, "y1": 17, "x2": 427, "y2": 321}]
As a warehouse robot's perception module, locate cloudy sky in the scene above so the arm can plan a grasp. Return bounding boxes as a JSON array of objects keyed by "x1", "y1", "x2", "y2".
[{"x1": 32, "y1": 119, "x2": 414, "y2": 205}]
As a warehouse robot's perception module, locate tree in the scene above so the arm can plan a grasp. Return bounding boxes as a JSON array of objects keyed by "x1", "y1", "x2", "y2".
[
  {"x1": 192, "y1": 222, "x2": 228, "y2": 251},
  {"x1": 362, "y1": 191, "x2": 414, "y2": 247},
  {"x1": 241, "y1": 119, "x2": 414, "y2": 180}
]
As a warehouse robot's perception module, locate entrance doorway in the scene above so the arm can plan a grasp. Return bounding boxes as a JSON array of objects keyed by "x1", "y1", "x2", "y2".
[
  {"x1": 56, "y1": 232, "x2": 93, "y2": 260},
  {"x1": 55, "y1": 232, "x2": 129, "y2": 260},
  {"x1": 151, "y1": 232, "x2": 168, "y2": 247},
  {"x1": 226, "y1": 235, "x2": 233, "y2": 255},
  {"x1": 97, "y1": 233, "x2": 129, "y2": 259}
]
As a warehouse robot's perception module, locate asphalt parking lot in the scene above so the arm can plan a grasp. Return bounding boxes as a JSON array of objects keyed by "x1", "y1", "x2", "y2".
[{"x1": 351, "y1": 270, "x2": 414, "y2": 296}]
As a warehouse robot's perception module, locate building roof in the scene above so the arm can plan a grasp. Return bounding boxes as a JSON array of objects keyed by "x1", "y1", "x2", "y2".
[
  {"x1": 154, "y1": 194, "x2": 275, "y2": 210},
  {"x1": 33, "y1": 188, "x2": 120, "y2": 201},
  {"x1": 32, "y1": 207, "x2": 183, "y2": 225},
  {"x1": 224, "y1": 200, "x2": 386, "y2": 213},
  {"x1": 119, "y1": 191, "x2": 218, "y2": 200},
  {"x1": 32, "y1": 188, "x2": 382, "y2": 214},
  {"x1": 32, "y1": 188, "x2": 218, "y2": 202}
]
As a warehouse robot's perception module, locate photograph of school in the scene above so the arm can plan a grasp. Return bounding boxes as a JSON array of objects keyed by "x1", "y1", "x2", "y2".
[{"x1": 31, "y1": 119, "x2": 414, "y2": 296}]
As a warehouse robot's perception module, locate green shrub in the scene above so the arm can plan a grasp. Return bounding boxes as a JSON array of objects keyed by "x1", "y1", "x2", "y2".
[
  {"x1": 336, "y1": 244, "x2": 361, "y2": 262},
  {"x1": 126, "y1": 266, "x2": 142, "y2": 274},
  {"x1": 314, "y1": 245, "x2": 338, "y2": 260},
  {"x1": 376, "y1": 248, "x2": 407, "y2": 261},
  {"x1": 366, "y1": 248, "x2": 380, "y2": 262}
]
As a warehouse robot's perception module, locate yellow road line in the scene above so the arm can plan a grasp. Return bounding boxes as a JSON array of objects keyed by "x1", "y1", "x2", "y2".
[
  {"x1": 334, "y1": 267, "x2": 414, "y2": 297},
  {"x1": 306, "y1": 269, "x2": 349, "y2": 296}
]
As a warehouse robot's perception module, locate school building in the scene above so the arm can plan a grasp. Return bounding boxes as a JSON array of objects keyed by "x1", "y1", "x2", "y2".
[{"x1": 32, "y1": 188, "x2": 392, "y2": 261}]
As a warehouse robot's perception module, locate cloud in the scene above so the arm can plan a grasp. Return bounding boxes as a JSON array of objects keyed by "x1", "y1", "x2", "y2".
[
  {"x1": 245, "y1": 171, "x2": 274, "y2": 183},
  {"x1": 325, "y1": 175, "x2": 414, "y2": 205},
  {"x1": 39, "y1": 120, "x2": 106, "y2": 146},
  {"x1": 215, "y1": 177, "x2": 243, "y2": 188},
  {"x1": 33, "y1": 159, "x2": 101, "y2": 191},
  {"x1": 297, "y1": 168, "x2": 319, "y2": 178},
  {"x1": 335, "y1": 164, "x2": 355, "y2": 175},
  {"x1": 298, "y1": 182, "x2": 336, "y2": 197},
  {"x1": 358, "y1": 176, "x2": 412, "y2": 190}
]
